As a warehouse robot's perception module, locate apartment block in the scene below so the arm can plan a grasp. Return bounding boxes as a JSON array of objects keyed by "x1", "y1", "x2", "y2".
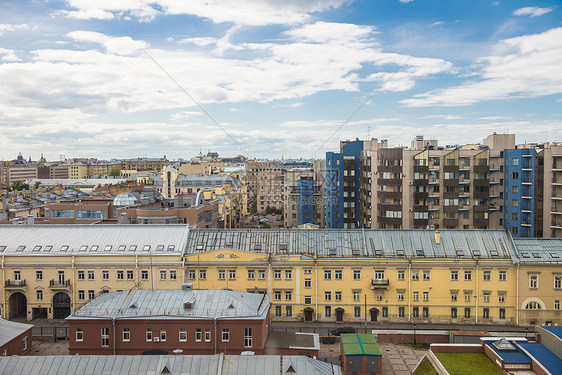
[
  {"x1": 539, "y1": 143, "x2": 562, "y2": 238},
  {"x1": 246, "y1": 161, "x2": 285, "y2": 213},
  {"x1": 283, "y1": 161, "x2": 326, "y2": 228}
]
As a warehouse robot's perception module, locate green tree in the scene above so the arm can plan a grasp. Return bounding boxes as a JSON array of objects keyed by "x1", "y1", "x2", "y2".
[
  {"x1": 8, "y1": 181, "x2": 29, "y2": 192},
  {"x1": 34, "y1": 181, "x2": 42, "y2": 189},
  {"x1": 109, "y1": 167, "x2": 121, "y2": 177}
]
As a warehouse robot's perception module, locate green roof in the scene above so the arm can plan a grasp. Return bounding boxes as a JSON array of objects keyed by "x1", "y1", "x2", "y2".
[{"x1": 340, "y1": 333, "x2": 382, "y2": 356}]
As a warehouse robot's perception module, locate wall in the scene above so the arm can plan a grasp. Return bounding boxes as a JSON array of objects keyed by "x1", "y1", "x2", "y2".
[{"x1": 0, "y1": 328, "x2": 32, "y2": 356}]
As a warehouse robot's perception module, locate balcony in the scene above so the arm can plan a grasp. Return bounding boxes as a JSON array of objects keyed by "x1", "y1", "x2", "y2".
[
  {"x1": 371, "y1": 279, "x2": 390, "y2": 290},
  {"x1": 49, "y1": 279, "x2": 71, "y2": 291},
  {"x1": 4, "y1": 279, "x2": 27, "y2": 290}
]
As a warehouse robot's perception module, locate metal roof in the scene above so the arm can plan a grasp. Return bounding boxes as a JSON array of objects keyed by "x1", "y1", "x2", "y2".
[
  {"x1": 512, "y1": 238, "x2": 562, "y2": 264},
  {"x1": 67, "y1": 289, "x2": 271, "y2": 320},
  {"x1": 0, "y1": 225, "x2": 189, "y2": 256},
  {"x1": 0, "y1": 354, "x2": 341, "y2": 375},
  {"x1": 0, "y1": 318, "x2": 32, "y2": 347},
  {"x1": 186, "y1": 229, "x2": 515, "y2": 260}
]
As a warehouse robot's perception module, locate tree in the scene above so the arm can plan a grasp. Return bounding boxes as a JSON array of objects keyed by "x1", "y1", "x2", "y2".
[
  {"x1": 34, "y1": 181, "x2": 41, "y2": 189},
  {"x1": 109, "y1": 167, "x2": 121, "y2": 177},
  {"x1": 8, "y1": 181, "x2": 29, "y2": 192}
]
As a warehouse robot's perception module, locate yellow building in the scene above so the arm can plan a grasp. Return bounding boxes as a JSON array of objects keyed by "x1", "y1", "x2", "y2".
[
  {"x1": 0, "y1": 225, "x2": 188, "y2": 320},
  {"x1": 184, "y1": 229, "x2": 519, "y2": 325}
]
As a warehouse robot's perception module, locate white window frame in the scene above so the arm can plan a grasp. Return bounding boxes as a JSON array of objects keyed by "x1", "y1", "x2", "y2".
[{"x1": 179, "y1": 328, "x2": 187, "y2": 342}]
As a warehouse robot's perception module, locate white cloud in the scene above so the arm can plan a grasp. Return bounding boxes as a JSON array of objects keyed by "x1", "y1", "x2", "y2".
[
  {"x1": 513, "y1": 7, "x2": 552, "y2": 18},
  {"x1": 431, "y1": 21, "x2": 444, "y2": 26},
  {"x1": 171, "y1": 111, "x2": 202, "y2": 120},
  {"x1": 66, "y1": 31, "x2": 149, "y2": 55},
  {"x1": 402, "y1": 27, "x2": 562, "y2": 107},
  {"x1": 60, "y1": 0, "x2": 347, "y2": 25},
  {"x1": 0, "y1": 48, "x2": 20, "y2": 62},
  {"x1": 0, "y1": 23, "x2": 31, "y2": 35},
  {"x1": 399, "y1": 0, "x2": 415, "y2": 3}
]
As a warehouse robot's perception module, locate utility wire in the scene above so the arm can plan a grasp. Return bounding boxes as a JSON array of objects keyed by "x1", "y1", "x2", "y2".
[
  {"x1": 143, "y1": 49, "x2": 249, "y2": 157},
  {"x1": 310, "y1": 55, "x2": 413, "y2": 158}
]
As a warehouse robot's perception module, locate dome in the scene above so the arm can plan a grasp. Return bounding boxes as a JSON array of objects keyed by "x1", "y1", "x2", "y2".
[{"x1": 113, "y1": 193, "x2": 138, "y2": 207}]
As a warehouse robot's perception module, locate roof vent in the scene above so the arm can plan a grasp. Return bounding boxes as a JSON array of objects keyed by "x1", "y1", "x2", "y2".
[
  {"x1": 285, "y1": 364, "x2": 296, "y2": 373},
  {"x1": 129, "y1": 302, "x2": 137, "y2": 309},
  {"x1": 183, "y1": 302, "x2": 192, "y2": 310},
  {"x1": 160, "y1": 360, "x2": 172, "y2": 374},
  {"x1": 228, "y1": 302, "x2": 235, "y2": 309},
  {"x1": 434, "y1": 231, "x2": 441, "y2": 244},
  {"x1": 182, "y1": 283, "x2": 193, "y2": 290}
]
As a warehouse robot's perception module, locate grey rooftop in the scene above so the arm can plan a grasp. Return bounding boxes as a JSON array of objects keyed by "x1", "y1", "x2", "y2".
[
  {"x1": 67, "y1": 289, "x2": 271, "y2": 320},
  {"x1": 0, "y1": 318, "x2": 32, "y2": 348},
  {"x1": 0, "y1": 354, "x2": 341, "y2": 375},
  {"x1": 512, "y1": 238, "x2": 562, "y2": 263}
]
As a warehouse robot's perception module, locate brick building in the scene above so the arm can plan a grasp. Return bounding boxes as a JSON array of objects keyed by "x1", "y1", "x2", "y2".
[
  {"x1": 0, "y1": 319, "x2": 32, "y2": 356},
  {"x1": 67, "y1": 288, "x2": 271, "y2": 355}
]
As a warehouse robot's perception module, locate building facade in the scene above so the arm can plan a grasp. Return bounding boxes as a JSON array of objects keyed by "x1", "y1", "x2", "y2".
[
  {"x1": 284, "y1": 161, "x2": 326, "y2": 228},
  {"x1": 246, "y1": 161, "x2": 285, "y2": 213}
]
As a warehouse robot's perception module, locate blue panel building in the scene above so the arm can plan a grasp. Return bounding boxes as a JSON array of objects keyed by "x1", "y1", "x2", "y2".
[
  {"x1": 326, "y1": 140, "x2": 364, "y2": 229},
  {"x1": 504, "y1": 149, "x2": 536, "y2": 238},
  {"x1": 297, "y1": 178, "x2": 317, "y2": 225}
]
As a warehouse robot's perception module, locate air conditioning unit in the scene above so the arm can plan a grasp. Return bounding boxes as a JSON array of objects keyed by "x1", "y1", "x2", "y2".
[{"x1": 153, "y1": 337, "x2": 160, "y2": 342}]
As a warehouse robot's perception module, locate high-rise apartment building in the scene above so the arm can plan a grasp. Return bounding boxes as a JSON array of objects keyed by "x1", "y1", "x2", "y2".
[
  {"x1": 538, "y1": 143, "x2": 562, "y2": 238},
  {"x1": 246, "y1": 162, "x2": 284, "y2": 213},
  {"x1": 283, "y1": 161, "x2": 326, "y2": 228}
]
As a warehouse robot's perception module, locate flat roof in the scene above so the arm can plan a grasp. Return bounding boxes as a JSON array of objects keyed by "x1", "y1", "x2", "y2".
[
  {"x1": 0, "y1": 319, "x2": 32, "y2": 347},
  {"x1": 67, "y1": 289, "x2": 271, "y2": 320},
  {"x1": 0, "y1": 225, "x2": 189, "y2": 256},
  {"x1": 451, "y1": 330, "x2": 491, "y2": 337},
  {"x1": 0, "y1": 355, "x2": 341, "y2": 375},
  {"x1": 484, "y1": 341, "x2": 531, "y2": 364},
  {"x1": 264, "y1": 332, "x2": 319, "y2": 350},
  {"x1": 341, "y1": 333, "x2": 382, "y2": 356},
  {"x1": 519, "y1": 342, "x2": 562, "y2": 373}
]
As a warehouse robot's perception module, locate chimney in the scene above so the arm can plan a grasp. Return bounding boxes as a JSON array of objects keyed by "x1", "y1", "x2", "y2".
[
  {"x1": 12, "y1": 218, "x2": 19, "y2": 225},
  {"x1": 27, "y1": 215, "x2": 34, "y2": 225},
  {"x1": 434, "y1": 231, "x2": 441, "y2": 244},
  {"x1": 182, "y1": 283, "x2": 193, "y2": 290},
  {"x1": 118, "y1": 212, "x2": 129, "y2": 224}
]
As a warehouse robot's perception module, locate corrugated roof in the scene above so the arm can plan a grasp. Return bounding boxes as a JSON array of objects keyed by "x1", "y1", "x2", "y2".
[
  {"x1": 0, "y1": 319, "x2": 32, "y2": 347},
  {"x1": 186, "y1": 229, "x2": 515, "y2": 259},
  {"x1": 512, "y1": 238, "x2": 562, "y2": 264},
  {"x1": 0, "y1": 225, "x2": 189, "y2": 256},
  {"x1": 0, "y1": 355, "x2": 342, "y2": 375},
  {"x1": 67, "y1": 289, "x2": 271, "y2": 320},
  {"x1": 341, "y1": 333, "x2": 382, "y2": 356}
]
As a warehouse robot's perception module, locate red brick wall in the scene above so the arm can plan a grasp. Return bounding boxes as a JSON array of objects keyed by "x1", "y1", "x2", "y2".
[
  {"x1": 68, "y1": 317, "x2": 267, "y2": 355},
  {"x1": 0, "y1": 328, "x2": 32, "y2": 356},
  {"x1": 430, "y1": 344, "x2": 483, "y2": 353},
  {"x1": 376, "y1": 333, "x2": 448, "y2": 344}
]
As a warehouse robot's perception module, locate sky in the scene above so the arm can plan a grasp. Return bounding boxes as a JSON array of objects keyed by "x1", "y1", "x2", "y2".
[{"x1": 0, "y1": 0, "x2": 561, "y2": 161}]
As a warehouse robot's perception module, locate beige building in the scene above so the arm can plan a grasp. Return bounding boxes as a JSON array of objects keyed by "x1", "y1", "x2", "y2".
[
  {"x1": 540, "y1": 143, "x2": 562, "y2": 238},
  {"x1": 246, "y1": 162, "x2": 285, "y2": 213},
  {"x1": 283, "y1": 161, "x2": 326, "y2": 228},
  {"x1": 68, "y1": 162, "x2": 120, "y2": 179}
]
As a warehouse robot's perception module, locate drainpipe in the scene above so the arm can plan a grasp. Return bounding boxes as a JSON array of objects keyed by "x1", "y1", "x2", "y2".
[
  {"x1": 475, "y1": 258, "x2": 479, "y2": 324},
  {"x1": 516, "y1": 261, "x2": 520, "y2": 326},
  {"x1": 314, "y1": 255, "x2": 318, "y2": 321},
  {"x1": 408, "y1": 258, "x2": 411, "y2": 322},
  {"x1": 112, "y1": 317, "x2": 116, "y2": 355}
]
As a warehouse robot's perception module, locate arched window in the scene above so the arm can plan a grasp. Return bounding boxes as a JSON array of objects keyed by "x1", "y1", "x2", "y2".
[{"x1": 526, "y1": 301, "x2": 541, "y2": 310}]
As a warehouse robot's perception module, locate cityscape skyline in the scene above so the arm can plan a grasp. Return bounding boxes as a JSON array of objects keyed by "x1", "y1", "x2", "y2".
[{"x1": 1, "y1": 1, "x2": 561, "y2": 160}]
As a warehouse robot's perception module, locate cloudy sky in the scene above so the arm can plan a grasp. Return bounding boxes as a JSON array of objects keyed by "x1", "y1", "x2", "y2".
[{"x1": 1, "y1": 0, "x2": 561, "y2": 161}]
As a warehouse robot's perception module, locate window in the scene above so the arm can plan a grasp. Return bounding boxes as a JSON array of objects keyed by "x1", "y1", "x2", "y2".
[
  {"x1": 286, "y1": 306, "x2": 292, "y2": 317},
  {"x1": 160, "y1": 270, "x2": 167, "y2": 280},
  {"x1": 247, "y1": 269, "x2": 255, "y2": 280},
  {"x1": 335, "y1": 270, "x2": 343, "y2": 280},
  {"x1": 397, "y1": 270, "x2": 405, "y2": 280},
  {"x1": 170, "y1": 270, "x2": 177, "y2": 280},
  {"x1": 422, "y1": 307, "x2": 429, "y2": 318},
  {"x1": 555, "y1": 300, "x2": 561, "y2": 310},
  {"x1": 353, "y1": 291, "x2": 360, "y2": 301},
  {"x1": 285, "y1": 291, "x2": 292, "y2": 300},
  {"x1": 451, "y1": 308, "x2": 457, "y2": 318},
  {"x1": 141, "y1": 270, "x2": 149, "y2": 280},
  {"x1": 451, "y1": 292, "x2": 458, "y2": 302},
  {"x1": 325, "y1": 306, "x2": 332, "y2": 317},
  {"x1": 117, "y1": 270, "x2": 124, "y2": 280},
  {"x1": 78, "y1": 270, "x2": 85, "y2": 280},
  {"x1": 423, "y1": 271, "x2": 431, "y2": 281},
  {"x1": 451, "y1": 271, "x2": 458, "y2": 281},
  {"x1": 304, "y1": 279, "x2": 311, "y2": 288},
  {"x1": 102, "y1": 270, "x2": 109, "y2": 280},
  {"x1": 127, "y1": 270, "x2": 134, "y2": 280},
  {"x1": 218, "y1": 270, "x2": 226, "y2": 280},
  {"x1": 36, "y1": 270, "x2": 43, "y2": 281},
  {"x1": 304, "y1": 269, "x2": 312, "y2": 275},
  {"x1": 484, "y1": 292, "x2": 490, "y2": 302},
  {"x1": 412, "y1": 307, "x2": 419, "y2": 318},
  {"x1": 146, "y1": 329, "x2": 152, "y2": 342},
  {"x1": 34, "y1": 289, "x2": 43, "y2": 301},
  {"x1": 122, "y1": 328, "x2": 130, "y2": 342},
  {"x1": 78, "y1": 290, "x2": 85, "y2": 300},
  {"x1": 499, "y1": 308, "x2": 505, "y2": 319},
  {"x1": 464, "y1": 292, "x2": 471, "y2": 302},
  {"x1": 464, "y1": 271, "x2": 472, "y2": 281},
  {"x1": 325, "y1": 291, "x2": 332, "y2": 301},
  {"x1": 188, "y1": 269, "x2": 196, "y2": 279},
  {"x1": 412, "y1": 271, "x2": 420, "y2": 281},
  {"x1": 526, "y1": 301, "x2": 541, "y2": 310},
  {"x1": 483, "y1": 308, "x2": 490, "y2": 319},
  {"x1": 285, "y1": 270, "x2": 292, "y2": 280},
  {"x1": 274, "y1": 291, "x2": 281, "y2": 301},
  {"x1": 398, "y1": 291, "x2": 404, "y2": 301},
  {"x1": 258, "y1": 269, "x2": 266, "y2": 280},
  {"x1": 483, "y1": 271, "x2": 491, "y2": 281},
  {"x1": 101, "y1": 328, "x2": 109, "y2": 347},
  {"x1": 555, "y1": 276, "x2": 561, "y2": 289},
  {"x1": 179, "y1": 328, "x2": 187, "y2": 342},
  {"x1": 413, "y1": 291, "x2": 419, "y2": 301},
  {"x1": 76, "y1": 329, "x2": 83, "y2": 342},
  {"x1": 530, "y1": 275, "x2": 538, "y2": 289},
  {"x1": 353, "y1": 270, "x2": 361, "y2": 280},
  {"x1": 464, "y1": 308, "x2": 471, "y2": 318},
  {"x1": 324, "y1": 270, "x2": 332, "y2": 280},
  {"x1": 304, "y1": 296, "x2": 312, "y2": 305},
  {"x1": 382, "y1": 307, "x2": 388, "y2": 317},
  {"x1": 375, "y1": 270, "x2": 385, "y2": 280},
  {"x1": 275, "y1": 306, "x2": 282, "y2": 317},
  {"x1": 274, "y1": 269, "x2": 282, "y2": 280},
  {"x1": 244, "y1": 328, "x2": 252, "y2": 347},
  {"x1": 512, "y1": 199, "x2": 519, "y2": 207},
  {"x1": 499, "y1": 271, "x2": 507, "y2": 281},
  {"x1": 499, "y1": 293, "x2": 505, "y2": 303},
  {"x1": 335, "y1": 291, "x2": 342, "y2": 301},
  {"x1": 196, "y1": 329, "x2": 202, "y2": 342},
  {"x1": 228, "y1": 269, "x2": 237, "y2": 280},
  {"x1": 423, "y1": 292, "x2": 429, "y2": 301},
  {"x1": 222, "y1": 329, "x2": 229, "y2": 342},
  {"x1": 354, "y1": 306, "x2": 361, "y2": 317},
  {"x1": 399, "y1": 307, "x2": 405, "y2": 317},
  {"x1": 199, "y1": 270, "x2": 206, "y2": 279},
  {"x1": 205, "y1": 329, "x2": 211, "y2": 342}
]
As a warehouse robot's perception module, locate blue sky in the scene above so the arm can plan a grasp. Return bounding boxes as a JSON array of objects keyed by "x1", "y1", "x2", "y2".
[{"x1": 0, "y1": 0, "x2": 561, "y2": 161}]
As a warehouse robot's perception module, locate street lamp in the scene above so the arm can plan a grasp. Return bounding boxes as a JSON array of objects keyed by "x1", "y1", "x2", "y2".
[{"x1": 413, "y1": 322, "x2": 417, "y2": 345}]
